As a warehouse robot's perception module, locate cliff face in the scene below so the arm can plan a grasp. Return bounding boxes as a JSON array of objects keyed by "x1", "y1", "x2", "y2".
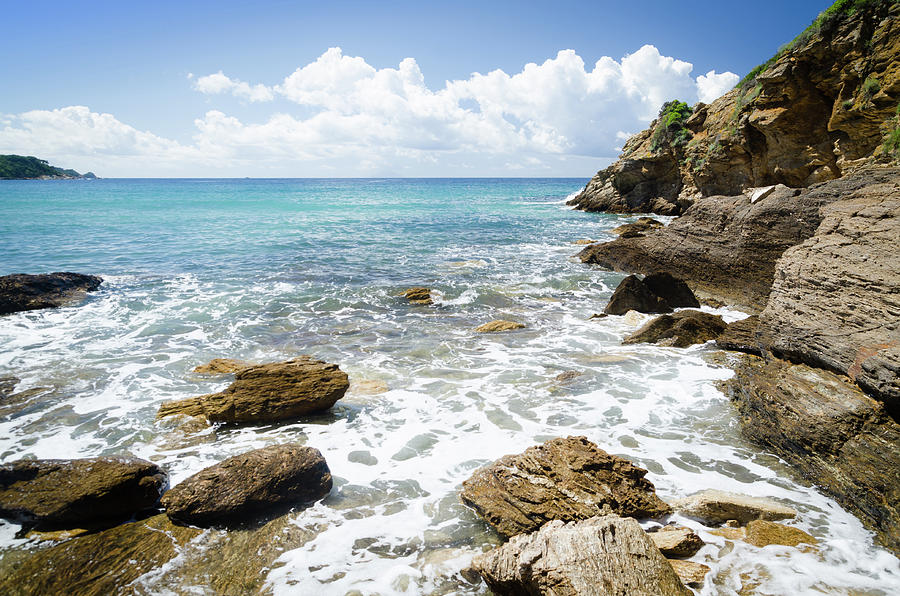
[{"x1": 569, "y1": 1, "x2": 900, "y2": 215}]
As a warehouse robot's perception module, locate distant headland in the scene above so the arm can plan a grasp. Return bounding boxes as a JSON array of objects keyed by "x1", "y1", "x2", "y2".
[{"x1": 0, "y1": 155, "x2": 97, "y2": 180}]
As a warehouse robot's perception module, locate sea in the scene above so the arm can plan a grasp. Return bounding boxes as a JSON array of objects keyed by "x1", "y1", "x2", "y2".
[{"x1": 1, "y1": 178, "x2": 898, "y2": 595}]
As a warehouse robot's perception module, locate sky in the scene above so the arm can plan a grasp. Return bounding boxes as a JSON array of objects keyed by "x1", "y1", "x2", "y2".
[{"x1": 0, "y1": 0, "x2": 835, "y2": 177}]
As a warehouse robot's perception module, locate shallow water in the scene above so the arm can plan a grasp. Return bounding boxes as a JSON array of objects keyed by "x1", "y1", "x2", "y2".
[{"x1": 0, "y1": 178, "x2": 898, "y2": 595}]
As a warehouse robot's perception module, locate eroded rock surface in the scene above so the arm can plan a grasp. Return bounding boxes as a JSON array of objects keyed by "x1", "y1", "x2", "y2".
[
  {"x1": 460, "y1": 436, "x2": 670, "y2": 538},
  {"x1": 471, "y1": 515, "x2": 691, "y2": 596},
  {"x1": 0, "y1": 272, "x2": 102, "y2": 315},
  {"x1": 670, "y1": 489, "x2": 796, "y2": 525},
  {"x1": 716, "y1": 315, "x2": 763, "y2": 355},
  {"x1": 623, "y1": 310, "x2": 726, "y2": 347},
  {"x1": 158, "y1": 356, "x2": 349, "y2": 423},
  {"x1": 192, "y1": 358, "x2": 251, "y2": 374},
  {"x1": 745, "y1": 520, "x2": 817, "y2": 548},
  {"x1": 474, "y1": 320, "x2": 525, "y2": 333},
  {"x1": 649, "y1": 525, "x2": 705, "y2": 557},
  {"x1": 0, "y1": 457, "x2": 166, "y2": 529},
  {"x1": 162, "y1": 444, "x2": 332, "y2": 527},
  {"x1": 612, "y1": 217, "x2": 665, "y2": 237}
]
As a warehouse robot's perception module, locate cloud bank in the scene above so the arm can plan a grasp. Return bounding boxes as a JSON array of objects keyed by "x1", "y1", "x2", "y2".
[{"x1": 1, "y1": 46, "x2": 737, "y2": 176}]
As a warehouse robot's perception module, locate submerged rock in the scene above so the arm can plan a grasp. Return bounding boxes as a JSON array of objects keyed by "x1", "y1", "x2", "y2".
[
  {"x1": 745, "y1": 520, "x2": 817, "y2": 548},
  {"x1": 157, "y1": 356, "x2": 349, "y2": 423},
  {"x1": 474, "y1": 320, "x2": 526, "y2": 333},
  {"x1": 670, "y1": 489, "x2": 796, "y2": 525},
  {"x1": 623, "y1": 310, "x2": 727, "y2": 347},
  {"x1": 402, "y1": 286, "x2": 433, "y2": 305},
  {"x1": 471, "y1": 515, "x2": 691, "y2": 596},
  {"x1": 715, "y1": 315, "x2": 763, "y2": 355},
  {"x1": 648, "y1": 525, "x2": 705, "y2": 557},
  {"x1": 192, "y1": 358, "x2": 251, "y2": 374},
  {"x1": 460, "y1": 436, "x2": 670, "y2": 538},
  {"x1": 161, "y1": 444, "x2": 331, "y2": 527},
  {"x1": 604, "y1": 273, "x2": 699, "y2": 316},
  {"x1": 0, "y1": 457, "x2": 166, "y2": 530},
  {"x1": 0, "y1": 272, "x2": 102, "y2": 315}
]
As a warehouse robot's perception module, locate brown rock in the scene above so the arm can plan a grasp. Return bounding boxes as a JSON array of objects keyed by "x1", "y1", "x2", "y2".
[
  {"x1": 624, "y1": 310, "x2": 727, "y2": 347},
  {"x1": 670, "y1": 489, "x2": 796, "y2": 525},
  {"x1": 161, "y1": 444, "x2": 332, "y2": 527},
  {"x1": 573, "y1": 238, "x2": 598, "y2": 245},
  {"x1": 460, "y1": 436, "x2": 670, "y2": 538},
  {"x1": 474, "y1": 320, "x2": 525, "y2": 333},
  {"x1": 0, "y1": 272, "x2": 102, "y2": 315},
  {"x1": 716, "y1": 315, "x2": 763, "y2": 355},
  {"x1": 612, "y1": 217, "x2": 665, "y2": 237},
  {"x1": 157, "y1": 356, "x2": 349, "y2": 423},
  {"x1": 192, "y1": 358, "x2": 251, "y2": 374},
  {"x1": 402, "y1": 286, "x2": 433, "y2": 305},
  {"x1": 668, "y1": 559, "x2": 711, "y2": 589},
  {"x1": 0, "y1": 457, "x2": 166, "y2": 530},
  {"x1": 649, "y1": 525, "x2": 705, "y2": 557},
  {"x1": 604, "y1": 273, "x2": 699, "y2": 316},
  {"x1": 745, "y1": 520, "x2": 817, "y2": 548},
  {"x1": 471, "y1": 515, "x2": 692, "y2": 596}
]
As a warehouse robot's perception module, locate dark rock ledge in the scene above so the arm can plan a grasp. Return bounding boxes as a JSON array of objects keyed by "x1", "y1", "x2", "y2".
[{"x1": 0, "y1": 272, "x2": 102, "y2": 315}]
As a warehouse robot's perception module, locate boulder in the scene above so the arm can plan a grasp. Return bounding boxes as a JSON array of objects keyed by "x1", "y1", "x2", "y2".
[
  {"x1": 192, "y1": 358, "x2": 251, "y2": 374},
  {"x1": 648, "y1": 525, "x2": 704, "y2": 557},
  {"x1": 745, "y1": 520, "x2": 817, "y2": 548},
  {"x1": 726, "y1": 356, "x2": 900, "y2": 554},
  {"x1": 460, "y1": 436, "x2": 670, "y2": 538},
  {"x1": 0, "y1": 272, "x2": 102, "y2": 315},
  {"x1": 670, "y1": 489, "x2": 796, "y2": 525},
  {"x1": 668, "y1": 559, "x2": 711, "y2": 589},
  {"x1": 623, "y1": 310, "x2": 727, "y2": 347},
  {"x1": 715, "y1": 315, "x2": 763, "y2": 355},
  {"x1": 474, "y1": 320, "x2": 526, "y2": 333},
  {"x1": 604, "y1": 275, "x2": 671, "y2": 315},
  {"x1": 642, "y1": 272, "x2": 700, "y2": 309},
  {"x1": 157, "y1": 356, "x2": 349, "y2": 423},
  {"x1": 402, "y1": 287, "x2": 433, "y2": 305},
  {"x1": 161, "y1": 444, "x2": 331, "y2": 527},
  {"x1": 470, "y1": 515, "x2": 692, "y2": 596},
  {"x1": 0, "y1": 457, "x2": 166, "y2": 529},
  {"x1": 612, "y1": 217, "x2": 665, "y2": 237}
]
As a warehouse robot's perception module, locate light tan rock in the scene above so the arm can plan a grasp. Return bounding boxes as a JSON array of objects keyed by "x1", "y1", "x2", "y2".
[
  {"x1": 573, "y1": 238, "x2": 598, "y2": 245},
  {"x1": 649, "y1": 525, "x2": 704, "y2": 557},
  {"x1": 351, "y1": 379, "x2": 389, "y2": 395},
  {"x1": 670, "y1": 489, "x2": 796, "y2": 524},
  {"x1": 668, "y1": 559, "x2": 711, "y2": 589},
  {"x1": 745, "y1": 520, "x2": 817, "y2": 548},
  {"x1": 192, "y1": 358, "x2": 251, "y2": 374},
  {"x1": 474, "y1": 320, "x2": 525, "y2": 333}
]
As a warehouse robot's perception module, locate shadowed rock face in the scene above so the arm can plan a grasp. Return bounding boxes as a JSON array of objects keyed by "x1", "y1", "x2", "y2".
[
  {"x1": 0, "y1": 457, "x2": 166, "y2": 530},
  {"x1": 460, "y1": 436, "x2": 670, "y2": 538},
  {"x1": 623, "y1": 310, "x2": 727, "y2": 348},
  {"x1": 161, "y1": 444, "x2": 332, "y2": 527},
  {"x1": 568, "y1": 3, "x2": 900, "y2": 215},
  {"x1": 726, "y1": 356, "x2": 900, "y2": 554},
  {"x1": 471, "y1": 515, "x2": 692, "y2": 596},
  {"x1": 604, "y1": 273, "x2": 699, "y2": 315},
  {"x1": 716, "y1": 316, "x2": 763, "y2": 355},
  {"x1": 0, "y1": 272, "x2": 102, "y2": 315}
]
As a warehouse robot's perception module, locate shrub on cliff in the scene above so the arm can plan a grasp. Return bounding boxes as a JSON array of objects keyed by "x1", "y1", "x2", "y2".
[{"x1": 650, "y1": 100, "x2": 693, "y2": 153}]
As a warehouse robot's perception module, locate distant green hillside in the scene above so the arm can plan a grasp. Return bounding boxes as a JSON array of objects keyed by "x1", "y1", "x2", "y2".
[{"x1": 0, "y1": 155, "x2": 96, "y2": 179}]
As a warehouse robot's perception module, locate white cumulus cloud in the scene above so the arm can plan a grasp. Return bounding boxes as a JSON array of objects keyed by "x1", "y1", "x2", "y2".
[
  {"x1": 194, "y1": 71, "x2": 274, "y2": 102},
  {"x1": 696, "y1": 70, "x2": 740, "y2": 103}
]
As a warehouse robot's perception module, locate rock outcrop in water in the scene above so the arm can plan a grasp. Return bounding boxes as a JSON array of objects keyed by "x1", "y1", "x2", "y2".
[
  {"x1": 157, "y1": 356, "x2": 349, "y2": 423},
  {"x1": 474, "y1": 320, "x2": 526, "y2": 333},
  {"x1": 460, "y1": 436, "x2": 670, "y2": 538},
  {"x1": 568, "y1": 2, "x2": 900, "y2": 215},
  {"x1": 0, "y1": 457, "x2": 166, "y2": 529},
  {"x1": 670, "y1": 488, "x2": 796, "y2": 525},
  {"x1": 162, "y1": 444, "x2": 332, "y2": 527},
  {"x1": 604, "y1": 272, "x2": 699, "y2": 315},
  {"x1": 0, "y1": 272, "x2": 102, "y2": 315},
  {"x1": 623, "y1": 310, "x2": 727, "y2": 348}
]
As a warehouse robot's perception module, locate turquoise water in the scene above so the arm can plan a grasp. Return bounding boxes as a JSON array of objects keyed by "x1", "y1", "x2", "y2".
[{"x1": 1, "y1": 179, "x2": 899, "y2": 595}]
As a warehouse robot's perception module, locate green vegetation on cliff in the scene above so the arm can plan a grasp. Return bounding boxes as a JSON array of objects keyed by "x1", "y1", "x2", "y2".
[
  {"x1": 0, "y1": 155, "x2": 95, "y2": 180},
  {"x1": 650, "y1": 101, "x2": 693, "y2": 153}
]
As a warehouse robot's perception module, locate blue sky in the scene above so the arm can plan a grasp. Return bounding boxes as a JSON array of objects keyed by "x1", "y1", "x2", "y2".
[{"x1": 1, "y1": 0, "x2": 834, "y2": 177}]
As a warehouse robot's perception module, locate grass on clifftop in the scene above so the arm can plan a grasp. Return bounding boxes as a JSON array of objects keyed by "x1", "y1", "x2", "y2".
[{"x1": 650, "y1": 101, "x2": 693, "y2": 153}]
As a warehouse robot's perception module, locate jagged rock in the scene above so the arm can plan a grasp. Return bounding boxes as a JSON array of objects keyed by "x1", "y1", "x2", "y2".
[
  {"x1": 670, "y1": 489, "x2": 796, "y2": 525},
  {"x1": 402, "y1": 287, "x2": 433, "y2": 305},
  {"x1": 716, "y1": 315, "x2": 763, "y2": 355},
  {"x1": 471, "y1": 515, "x2": 692, "y2": 596},
  {"x1": 624, "y1": 310, "x2": 727, "y2": 347},
  {"x1": 0, "y1": 514, "x2": 200, "y2": 596},
  {"x1": 192, "y1": 358, "x2": 251, "y2": 374},
  {"x1": 161, "y1": 444, "x2": 331, "y2": 527},
  {"x1": 668, "y1": 559, "x2": 711, "y2": 589},
  {"x1": 474, "y1": 320, "x2": 525, "y2": 333},
  {"x1": 648, "y1": 525, "x2": 705, "y2": 557},
  {"x1": 726, "y1": 356, "x2": 900, "y2": 554},
  {"x1": 756, "y1": 170, "x2": 900, "y2": 409},
  {"x1": 0, "y1": 272, "x2": 102, "y2": 315},
  {"x1": 745, "y1": 520, "x2": 817, "y2": 548},
  {"x1": 157, "y1": 356, "x2": 349, "y2": 423},
  {"x1": 612, "y1": 217, "x2": 665, "y2": 237},
  {"x1": 605, "y1": 275, "x2": 671, "y2": 315},
  {"x1": 0, "y1": 457, "x2": 166, "y2": 530},
  {"x1": 460, "y1": 436, "x2": 670, "y2": 538}
]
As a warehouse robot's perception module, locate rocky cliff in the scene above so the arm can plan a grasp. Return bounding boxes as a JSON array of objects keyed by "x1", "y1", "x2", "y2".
[{"x1": 569, "y1": 0, "x2": 900, "y2": 215}]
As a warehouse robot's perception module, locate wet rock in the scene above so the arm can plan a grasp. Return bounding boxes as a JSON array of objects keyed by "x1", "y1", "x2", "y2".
[
  {"x1": 192, "y1": 358, "x2": 251, "y2": 374},
  {"x1": 715, "y1": 315, "x2": 763, "y2": 355},
  {"x1": 474, "y1": 320, "x2": 525, "y2": 333},
  {"x1": 351, "y1": 379, "x2": 389, "y2": 395},
  {"x1": 612, "y1": 217, "x2": 665, "y2": 237},
  {"x1": 460, "y1": 436, "x2": 670, "y2": 538},
  {"x1": 573, "y1": 238, "x2": 598, "y2": 245},
  {"x1": 471, "y1": 515, "x2": 691, "y2": 596},
  {"x1": 161, "y1": 444, "x2": 332, "y2": 527},
  {"x1": 648, "y1": 525, "x2": 704, "y2": 557},
  {"x1": 726, "y1": 356, "x2": 900, "y2": 554},
  {"x1": 0, "y1": 272, "x2": 102, "y2": 315},
  {"x1": 670, "y1": 489, "x2": 796, "y2": 525},
  {"x1": 157, "y1": 356, "x2": 349, "y2": 423},
  {"x1": 604, "y1": 273, "x2": 699, "y2": 316},
  {"x1": 402, "y1": 287, "x2": 433, "y2": 305},
  {"x1": 554, "y1": 370, "x2": 583, "y2": 383},
  {"x1": 745, "y1": 520, "x2": 817, "y2": 548},
  {"x1": 0, "y1": 457, "x2": 166, "y2": 530},
  {"x1": 0, "y1": 514, "x2": 200, "y2": 596},
  {"x1": 623, "y1": 310, "x2": 727, "y2": 348},
  {"x1": 668, "y1": 559, "x2": 711, "y2": 589}
]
